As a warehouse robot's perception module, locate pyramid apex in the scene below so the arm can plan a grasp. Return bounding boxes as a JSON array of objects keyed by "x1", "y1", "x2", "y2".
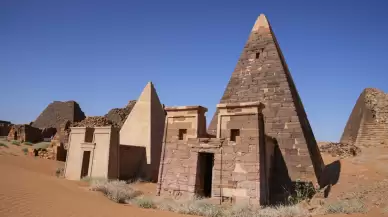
[{"x1": 252, "y1": 14, "x2": 269, "y2": 32}]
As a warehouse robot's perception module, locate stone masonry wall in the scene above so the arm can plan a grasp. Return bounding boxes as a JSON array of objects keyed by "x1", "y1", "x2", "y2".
[
  {"x1": 7, "y1": 124, "x2": 42, "y2": 143},
  {"x1": 0, "y1": 120, "x2": 12, "y2": 137},
  {"x1": 158, "y1": 104, "x2": 267, "y2": 205}
]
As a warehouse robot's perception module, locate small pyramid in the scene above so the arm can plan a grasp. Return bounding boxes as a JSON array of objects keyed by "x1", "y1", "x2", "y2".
[
  {"x1": 119, "y1": 82, "x2": 166, "y2": 180},
  {"x1": 341, "y1": 88, "x2": 388, "y2": 147},
  {"x1": 208, "y1": 14, "x2": 324, "y2": 185}
]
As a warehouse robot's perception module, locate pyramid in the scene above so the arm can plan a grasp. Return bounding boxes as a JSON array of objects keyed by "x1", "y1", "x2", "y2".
[
  {"x1": 119, "y1": 82, "x2": 166, "y2": 180},
  {"x1": 208, "y1": 14, "x2": 324, "y2": 183},
  {"x1": 32, "y1": 101, "x2": 86, "y2": 129},
  {"x1": 341, "y1": 88, "x2": 388, "y2": 147}
]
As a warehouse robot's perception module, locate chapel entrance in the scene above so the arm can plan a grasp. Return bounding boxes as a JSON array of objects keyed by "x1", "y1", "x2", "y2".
[
  {"x1": 80, "y1": 151, "x2": 91, "y2": 178},
  {"x1": 196, "y1": 152, "x2": 214, "y2": 198}
]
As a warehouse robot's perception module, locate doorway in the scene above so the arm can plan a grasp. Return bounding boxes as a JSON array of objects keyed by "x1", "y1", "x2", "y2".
[
  {"x1": 80, "y1": 151, "x2": 91, "y2": 178},
  {"x1": 196, "y1": 152, "x2": 214, "y2": 197},
  {"x1": 14, "y1": 131, "x2": 18, "y2": 140}
]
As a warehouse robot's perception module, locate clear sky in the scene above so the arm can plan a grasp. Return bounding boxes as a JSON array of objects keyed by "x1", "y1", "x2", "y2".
[{"x1": 1, "y1": 0, "x2": 387, "y2": 142}]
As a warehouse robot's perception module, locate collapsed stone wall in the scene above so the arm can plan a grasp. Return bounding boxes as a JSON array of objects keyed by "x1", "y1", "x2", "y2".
[
  {"x1": 105, "y1": 100, "x2": 136, "y2": 128},
  {"x1": 0, "y1": 120, "x2": 12, "y2": 137},
  {"x1": 341, "y1": 88, "x2": 388, "y2": 147},
  {"x1": 7, "y1": 124, "x2": 42, "y2": 143},
  {"x1": 72, "y1": 116, "x2": 116, "y2": 128},
  {"x1": 32, "y1": 101, "x2": 86, "y2": 129}
]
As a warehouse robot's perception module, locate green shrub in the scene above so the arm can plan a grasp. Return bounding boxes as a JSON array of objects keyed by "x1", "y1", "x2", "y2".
[
  {"x1": 12, "y1": 140, "x2": 21, "y2": 146},
  {"x1": 287, "y1": 180, "x2": 317, "y2": 205},
  {"x1": 24, "y1": 141, "x2": 33, "y2": 146},
  {"x1": 21, "y1": 147, "x2": 29, "y2": 154},
  {"x1": 0, "y1": 142, "x2": 8, "y2": 148}
]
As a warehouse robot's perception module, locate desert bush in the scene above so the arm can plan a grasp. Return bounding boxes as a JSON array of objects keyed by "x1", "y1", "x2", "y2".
[
  {"x1": 21, "y1": 147, "x2": 29, "y2": 154},
  {"x1": 90, "y1": 179, "x2": 142, "y2": 203},
  {"x1": 225, "y1": 204, "x2": 309, "y2": 217},
  {"x1": 178, "y1": 199, "x2": 224, "y2": 217},
  {"x1": 132, "y1": 197, "x2": 156, "y2": 209},
  {"x1": 287, "y1": 180, "x2": 317, "y2": 205},
  {"x1": 24, "y1": 141, "x2": 33, "y2": 146},
  {"x1": 55, "y1": 167, "x2": 65, "y2": 178},
  {"x1": 324, "y1": 199, "x2": 367, "y2": 214},
  {"x1": 12, "y1": 140, "x2": 21, "y2": 146},
  {"x1": 81, "y1": 176, "x2": 107, "y2": 183},
  {"x1": 0, "y1": 142, "x2": 9, "y2": 148}
]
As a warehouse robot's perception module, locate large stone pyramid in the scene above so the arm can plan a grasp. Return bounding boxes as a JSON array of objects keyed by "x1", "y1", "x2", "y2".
[
  {"x1": 32, "y1": 101, "x2": 86, "y2": 129},
  {"x1": 208, "y1": 14, "x2": 324, "y2": 183},
  {"x1": 341, "y1": 88, "x2": 388, "y2": 147}
]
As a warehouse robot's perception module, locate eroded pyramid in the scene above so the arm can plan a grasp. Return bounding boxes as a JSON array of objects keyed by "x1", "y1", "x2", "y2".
[
  {"x1": 341, "y1": 88, "x2": 388, "y2": 147},
  {"x1": 32, "y1": 101, "x2": 86, "y2": 129},
  {"x1": 208, "y1": 14, "x2": 324, "y2": 185}
]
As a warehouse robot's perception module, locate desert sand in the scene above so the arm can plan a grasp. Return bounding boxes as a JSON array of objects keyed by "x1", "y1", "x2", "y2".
[{"x1": 1, "y1": 142, "x2": 388, "y2": 217}]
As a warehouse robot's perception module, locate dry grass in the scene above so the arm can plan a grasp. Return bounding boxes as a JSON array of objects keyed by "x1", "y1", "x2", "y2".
[
  {"x1": 55, "y1": 167, "x2": 65, "y2": 178},
  {"x1": 89, "y1": 179, "x2": 142, "y2": 203},
  {"x1": 131, "y1": 197, "x2": 157, "y2": 209},
  {"x1": 86, "y1": 180, "x2": 310, "y2": 216},
  {"x1": 324, "y1": 199, "x2": 367, "y2": 214}
]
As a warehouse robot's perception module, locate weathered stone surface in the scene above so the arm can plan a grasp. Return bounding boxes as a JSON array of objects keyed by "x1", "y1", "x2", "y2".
[
  {"x1": 104, "y1": 100, "x2": 137, "y2": 128},
  {"x1": 32, "y1": 101, "x2": 86, "y2": 129},
  {"x1": 207, "y1": 14, "x2": 324, "y2": 183},
  {"x1": 7, "y1": 124, "x2": 42, "y2": 143},
  {"x1": 0, "y1": 120, "x2": 12, "y2": 137},
  {"x1": 72, "y1": 116, "x2": 116, "y2": 128},
  {"x1": 340, "y1": 88, "x2": 388, "y2": 147}
]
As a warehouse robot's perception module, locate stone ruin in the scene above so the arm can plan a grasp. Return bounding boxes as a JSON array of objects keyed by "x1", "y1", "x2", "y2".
[
  {"x1": 157, "y1": 14, "x2": 324, "y2": 205},
  {"x1": 64, "y1": 82, "x2": 166, "y2": 182},
  {"x1": 0, "y1": 120, "x2": 12, "y2": 137},
  {"x1": 7, "y1": 124, "x2": 42, "y2": 143},
  {"x1": 341, "y1": 88, "x2": 388, "y2": 147},
  {"x1": 72, "y1": 116, "x2": 115, "y2": 128},
  {"x1": 65, "y1": 126, "x2": 119, "y2": 180},
  {"x1": 32, "y1": 100, "x2": 86, "y2": 129},
  {"x1": 105, "y1": 100, "x2": 137, "y2": 128}
]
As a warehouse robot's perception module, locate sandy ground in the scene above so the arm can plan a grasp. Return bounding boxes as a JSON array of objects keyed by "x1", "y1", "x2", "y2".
[
  {"x1": 1, "y1": 141, "x2": 388, "y2": 217},
  {"x1": 0, "y1": 146, "x2": 187, "y2": 217}
]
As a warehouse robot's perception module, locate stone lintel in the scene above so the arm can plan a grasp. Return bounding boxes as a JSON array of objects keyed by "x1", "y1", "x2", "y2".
[
  {"x1": 216, "y1": 101, "x2": 265, "y2": 110},
  {"x1": 80, "y1": 142, "x2": 96, "y2": 150},
  {"x1": 165, "y1": 105, "x2": 208, "y2": 113},
  {"x1": 187, "y1": 138, "x2": 224, "y2": 148}
]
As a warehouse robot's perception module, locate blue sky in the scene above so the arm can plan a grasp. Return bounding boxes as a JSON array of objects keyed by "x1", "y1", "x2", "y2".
[{"x1": 1, "y1": 0, "x2": 387, "y2": 142}]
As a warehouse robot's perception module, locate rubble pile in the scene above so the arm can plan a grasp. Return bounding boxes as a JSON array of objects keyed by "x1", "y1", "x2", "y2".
[
  {"x1": 72, "y1": 116, "x2": 116, "y2": 128},
  {"x1": 319, "y1": 142, "x2": 361, "y2": 158},
  {"x1": 364, "y1": 88, "x2": 388, "y2": 124},
  {"x1": 37, "y1": 148, "x2": 55, "y2": 160},
  {"x1": 105, "y1": 100, "x2": 136, "y2": 128}
]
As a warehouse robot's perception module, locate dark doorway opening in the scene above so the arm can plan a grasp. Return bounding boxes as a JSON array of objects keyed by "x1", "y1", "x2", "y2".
[
  {"x1": 56, "y1": 143, "x2": 67, "y2": 162},
  {"x1": 196, "y1": 152, "x2": 214, "y2": 197},
  {"x1": 81, "y1": 151, "x2": 91, "y2": 178},
  {"x1": 14, "y1": 131, "x2": 18, "y2": 140}
]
